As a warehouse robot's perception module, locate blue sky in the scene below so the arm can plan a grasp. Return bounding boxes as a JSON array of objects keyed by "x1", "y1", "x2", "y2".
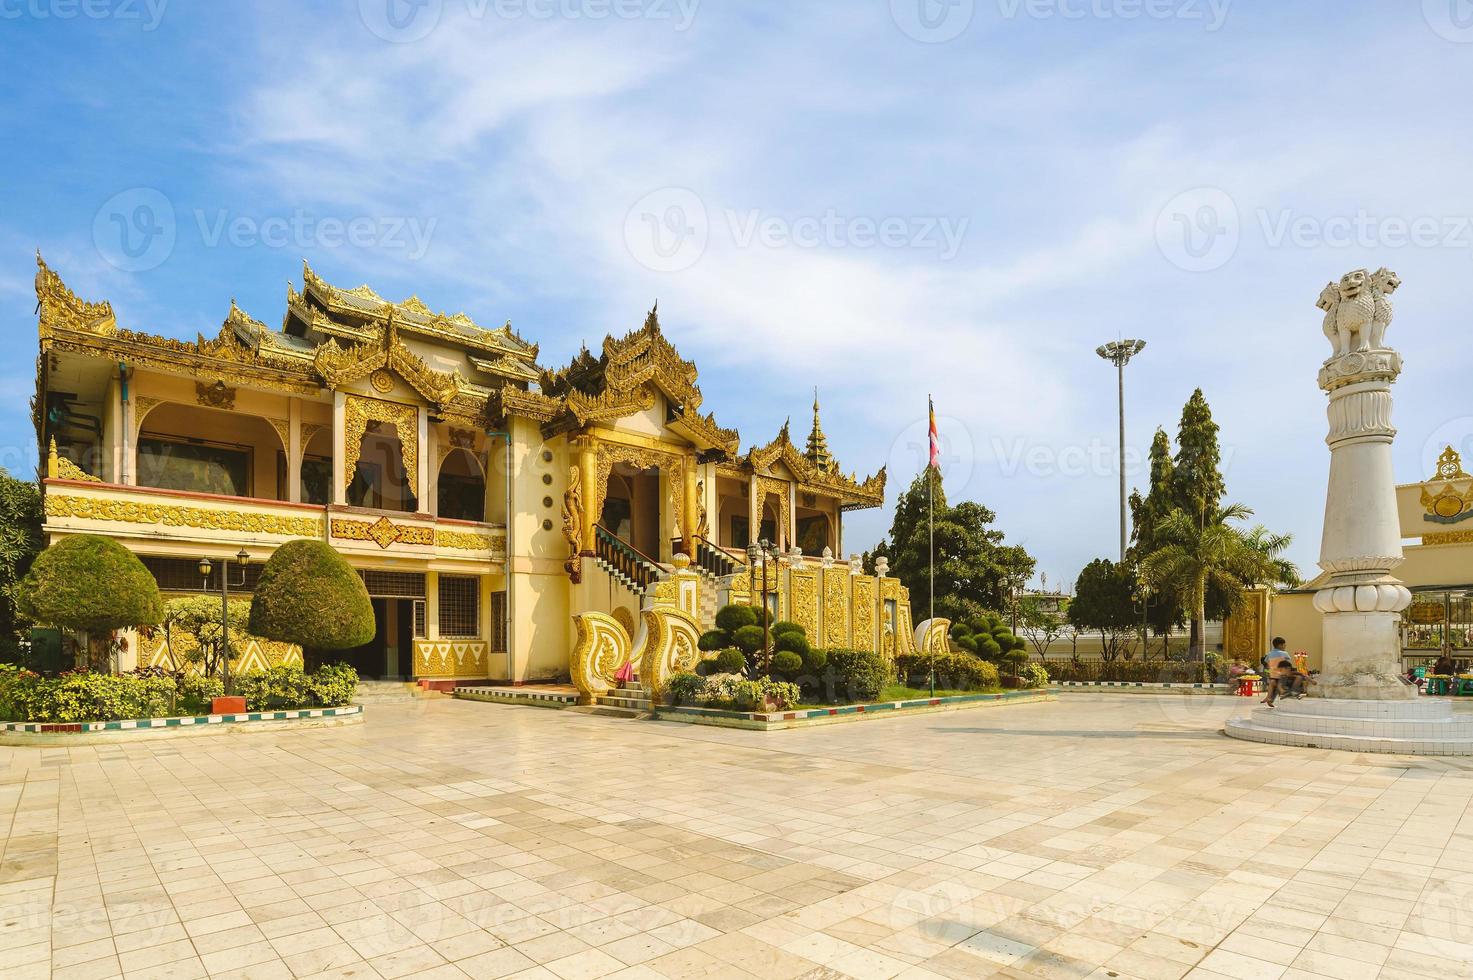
[{"x1": 5, "y1": 0, "x2": 1473, "y2": 588}]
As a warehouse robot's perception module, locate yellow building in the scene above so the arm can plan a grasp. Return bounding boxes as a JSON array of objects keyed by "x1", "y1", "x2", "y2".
[
  {"x1": 34, "y1": 255, "x2": 911, "y2": 685},
  {"x1": 1265, "y1": 445, "x2": 1473, "y2": 672}
]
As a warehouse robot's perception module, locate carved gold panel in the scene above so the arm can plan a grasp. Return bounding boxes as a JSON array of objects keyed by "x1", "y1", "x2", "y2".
[
  {"x1": 637, "y1": 606, "x2": 702, "y2": 705},
  {"x1": 790, "y1": 567, "x2": 819, "y2": 640},
  {"x1": 570, "y1": 613, "x2": 633, "y2": 705},
  {"x1": 344, "y1": 395, "x2": 419, "y2": 496},
  {"x1": 414, "y1": 639, "x2": 489, "y2": 678},
  {"x1": 823, "y1": 567, "x2": 849, "y2": 648},
  {"x1": 1222, "y1": 588, "x2": 1269, "y2": 661},
  {"x1": 754, "y1": 476, "x2": 790, "y2": 546},
  {"x1": 852, "y1": 574, "x2": 876, "y2": 653},
  {"x1": 45, "y1": 493, "x2": 325, "y2": 537},
  {"x1": 331, "y1": 516, "x2": 433, "y2": 549}
]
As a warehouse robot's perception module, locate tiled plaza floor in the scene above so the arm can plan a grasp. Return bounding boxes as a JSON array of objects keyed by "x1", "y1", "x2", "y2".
[{"x1": 2, "y1": 694, "x2": 1472, "y2": 980}]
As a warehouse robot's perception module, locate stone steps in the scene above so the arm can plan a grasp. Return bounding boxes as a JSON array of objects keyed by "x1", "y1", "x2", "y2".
[{"x1": 1226, "y1": 697, "x2": 1473, "y2": 755}]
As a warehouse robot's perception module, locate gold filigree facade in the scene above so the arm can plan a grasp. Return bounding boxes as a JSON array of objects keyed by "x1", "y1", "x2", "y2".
[
  {"x1": 45, "y1": 493, "x2": 325, "y2": 537},
  {"x1": 343, "y1": 395, "x2": 419, "y2": 497}
]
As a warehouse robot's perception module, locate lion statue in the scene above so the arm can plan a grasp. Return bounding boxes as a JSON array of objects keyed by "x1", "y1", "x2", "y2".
[{"x1": 1318, "y1": 267, "x2": 1399, "y2": 358}]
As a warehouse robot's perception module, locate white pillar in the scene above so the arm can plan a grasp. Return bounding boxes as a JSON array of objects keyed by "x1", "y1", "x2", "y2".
[
  {"x1": 1311, "y1": 269, "x2": 1413, "y2": 700},
  {"x1": 331, "y1": 391, "x2": 347, "y2": 505},
  {"x1": 287, "y1": 398, "x2": 302, "y2": 503},
  {"x1": 416, "y1": 408, "x2": 429, "y2": 514}
]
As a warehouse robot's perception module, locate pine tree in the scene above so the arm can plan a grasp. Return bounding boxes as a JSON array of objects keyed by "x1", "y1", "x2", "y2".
[
  {"x1": 1128, "y1": 428, "x2": 1183, "y2": 654},
  {"x1": 1171, "y1": 389, "x2": 1224, "y2": 525}
]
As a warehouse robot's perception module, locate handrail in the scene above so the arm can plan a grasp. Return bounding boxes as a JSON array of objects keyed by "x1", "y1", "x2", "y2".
[
  {"x1": 594, "y1": 525, "x2": 663, "y2": 594},
  {"x1": 688, "y1": 533, "x2": 743, "y2": 579}
]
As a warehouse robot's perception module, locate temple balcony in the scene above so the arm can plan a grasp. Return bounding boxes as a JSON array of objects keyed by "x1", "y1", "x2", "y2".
[{"x1": 41, "y1": 474, "x2": 506, "y2": 568}]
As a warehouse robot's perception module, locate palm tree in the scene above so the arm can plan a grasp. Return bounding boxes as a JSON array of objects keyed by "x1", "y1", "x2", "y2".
[{"x1": 1140, "y1": 504, "x2": 1299, "y2": 661}]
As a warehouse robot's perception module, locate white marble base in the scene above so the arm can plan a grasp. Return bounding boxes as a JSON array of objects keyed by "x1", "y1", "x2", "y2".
[{"x1": 1225, "y1": 697, "x2": 1473, "y2": 755}]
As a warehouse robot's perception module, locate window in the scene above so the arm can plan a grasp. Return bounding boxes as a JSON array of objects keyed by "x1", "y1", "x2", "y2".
[
  {"x1": 413, "y1": 599, "x2": 427, "y2": 638},
  {"x1": 438, "y1": 473, "x2": 485, "y2": 522},
  {"x1": 439, "y1": 575, "x2": 480, "y2": 637},
  {"x1": 138, "y1": 437, "x2": 250, "y2": 497},
  {"x1": 359, "y1": 571, "x2": 426, "y2": 598},
  {"x1": 301, "y1": 456, "x2": 332, "y2": 505},
  {"x1": 141, "y1": 556, "x2": 263, "y2": 593},
  {"x1": 491, "y1": 592, "x2": 507, "y2": 652}
]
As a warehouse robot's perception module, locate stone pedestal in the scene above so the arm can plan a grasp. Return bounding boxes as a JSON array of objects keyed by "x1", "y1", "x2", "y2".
[{"x1": 1226, "y1": 268, "x2": 1469, "y2": 754}]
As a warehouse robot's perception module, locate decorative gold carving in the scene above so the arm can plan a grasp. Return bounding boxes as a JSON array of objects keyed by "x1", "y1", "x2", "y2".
[
  {"x1": 570, "y1": 613, "x2": 633, "y2": 705},
  {"x1": 1424, "y1": 530, "x2": 1473, "y2": 546},
  {"x1": 370, "y1": 368, "x2": 395, "y2": 393},
  {"x1": 748, "y1": 422, "x2": 885, "y2": 511},
  {"x1": 195, "y1": 381, "x2": 236, "y2": 410},
  {"x1": 636, "y1": 606, "x2": 702, "y2": 705},
  {"x1": 591, "y1": 441, "x2": 688, "y2": 546},
  {"x1": 330, "y1": 516, "x2": 433, "y2": 549},
  {"x1": 896, "y1": 599, "x2": 915, "y2": 657},
  {"x1": 562, "y1": 466, "x2": 583, "y2": 582},
  {"x1": 35, "y1": 253, "x2": 116, "y2": 337},
  {"x1": 414, "y1": 639, "x2": 489, "y2": 678},
  {"x1": 916, "y1": 617, "x2": 951, "y2": 658},
  {"x1": 1421, "y1": 446, "x2": 1473, "y2": 523},
  {"x1": 755, "y1": 476, "x2": 790, "y2": 547},
  {"x1": 299, "y1": 423, "x2": 326, "y2": 451},
  {"x1": 694, "y1": 480, "x2": 709, "y2": 539},
  {"x1": 48, "y1": 439, "x2": 102, "y2": 483},
  {"x1": 344, "y1": 395, "x2": 418, "y2": 497},
  {"x1": 1223, "y1": 589, "x2": 1269, "y2": 660},
  {"x1": 433, "y1": 527, "x2": 504, "y2": 552},
  {"x1": 144, "y1": 633, "x2": 301, "y2": 676},
  {"x1": 264, "y1": 418, "x2": 290, "y2": 452},
  {"x1": 852, "y1": 574, "x2": 876, "y2": 653},
  {"x1": 823, "y1": 567, "x2": 849, "y2": 647},
  {"x1": 880, "y1": 577, "x2": 900, "y2": 665},
  {"x1": 44, "y1": 494, "x2": 324, "y2": 536},
  {"x1": 133, "y1": 396, "x2": 164, "y2": 435},
  {"x1": 791, "y1": 567, "x2": 820, "y2": 640}
]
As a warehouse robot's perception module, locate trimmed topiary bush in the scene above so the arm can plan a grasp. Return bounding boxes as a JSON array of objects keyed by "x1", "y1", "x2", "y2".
[
  {"x1": 18, "y1": 534, "x2": 163, "y2": 634},
  {"x1": 822, "y1": 647, "x2": 889, "y2": 703},
  {"x1": 698, "y1": 630, "x2": 728, "y2": 652},
  {"x1": 714, "y1": 648, "x2": 746, "y2": 674},
  {"x1": 248, "y1": 540, "x2": 374, "y2": 659},
  {"x1": 714, "y1": 604, "x2": 758, "y2": 633},
  {"x1": 801, "y1": 646, "x2": 827, "y2": 674},
  {"x1": 770, "y1": 650, "x2": 803, "y2": 677},
  {"x1": 731, "y1": 624, "x2": 767, "y2": 656},
  {"x1": 773, "y1": 629, "x2": 810, "y2": 657},
  {"x1": 771, "y1": 620, "x2": 804, "y2": 639}
]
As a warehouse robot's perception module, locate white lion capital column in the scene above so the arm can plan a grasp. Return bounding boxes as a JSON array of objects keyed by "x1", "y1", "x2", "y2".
[{"x1": 1311, "y1": 267, "x2": 1414, "y2": 700}]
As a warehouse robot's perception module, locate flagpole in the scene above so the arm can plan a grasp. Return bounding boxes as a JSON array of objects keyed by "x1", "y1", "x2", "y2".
[{"x1": 929, "y1": 395, "x2": 936, "y2": 699}]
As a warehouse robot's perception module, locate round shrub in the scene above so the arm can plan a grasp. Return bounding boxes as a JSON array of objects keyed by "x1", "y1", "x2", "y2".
[
  {"x1": 771, "y1": 621, "x2": 805, "y2": 639},
  {"x1": 954, "y1": 634, "x2": 978, "y2": 654},
  {"x1": 770, "y1": 651, "x2": 803, "y2": 677},
  {"x1": 665, "y1": 671, "x2": 706, "y2": 705},
  {"x1": 248, "y1": 540, "x2": 374, "y2": 653},
  {"x1": 714, "y1": 648, "x2": 746, "y2": 674},
  {"x1": 823, "y1": 647, "x2": 888, "y2": 703},
  {"x1": 731, "y1": 625, "x2": 767, "y2": 656},
  {"x1": 979, "y1": 637, "x2": 1002, "y2": 659},
  {"x1": 801, "y1": 646, "x2": 827, "y2": 674},
  {"x1": 714, "y1": 604, "x2": 758, "y2": 633},
  {"x1": 18, "y1": 534, "x2": 163, "y2": 633},
  {"x1": 773, "y1": 630, "x2": 810, "y2": 657},
  {"x1": 698, "y1": 630, "x2": 728, "y2": 652}
]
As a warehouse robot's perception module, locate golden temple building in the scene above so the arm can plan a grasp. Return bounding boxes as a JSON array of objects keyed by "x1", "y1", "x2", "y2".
[{"x1": 33, "y1": 255, "x2": 914, "y2": 686}]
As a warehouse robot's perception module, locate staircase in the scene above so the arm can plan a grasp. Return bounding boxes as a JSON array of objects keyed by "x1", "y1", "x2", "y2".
[
  {"x1": 586, "y1": 676, "x2": 651, "y2": 718},
  {"x1": 594, "y1": 525, "x2": 664, "y2": 597},
  {"x1": 353, "y1": 680, "x2": 445, "y2": 704}
]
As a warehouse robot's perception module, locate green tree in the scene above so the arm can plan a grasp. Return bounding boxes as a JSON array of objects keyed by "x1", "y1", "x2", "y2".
[
  {"x1": 1171, "y1": 389, "x2": 1225, "y2": 523},
  {"x1": 1129, "y1": 428, "x2": 1184, "y2": 655},
  {"x1": 1067, "y1": 559, "x2": 1137, "y2": 661},
  {"x1": 1140, "y1": 505, "x2": 1299, "y2": 661},
  {"x1": 161, "y1": 596, "x2": 255, "y2": 679},
  {"x1": 1017, "y1": 595, "x2": 1068, "y2": 658},
  {"x1": 874, "y1": 472, "x2": 1034, "y2": 623},
  {"x1": 0, "y1": 471, "x2": 44, "y2": 659},
  {"x1": 17, "y1": 534, "x2": 163, "y2": 669},
  {"x1": 248, "y1": 540, "x2": 374, "y2": 667}
]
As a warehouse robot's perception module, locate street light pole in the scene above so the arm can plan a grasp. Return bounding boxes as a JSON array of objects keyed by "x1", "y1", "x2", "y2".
[
  {"x1": 1096, "y1": 339, "x2": 1146, "y2": 563},
  {"x1": 200, "y1": 549, "x2": 250, "y2": 697}
]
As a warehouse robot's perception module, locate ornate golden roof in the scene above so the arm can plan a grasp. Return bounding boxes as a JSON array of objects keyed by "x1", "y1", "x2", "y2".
[
  {"x1": 747, "y1": 418, "x2": 884, "y2": 510},
  {"x1": 35, "y1": 253, "x2": 117, "y2": 338}
]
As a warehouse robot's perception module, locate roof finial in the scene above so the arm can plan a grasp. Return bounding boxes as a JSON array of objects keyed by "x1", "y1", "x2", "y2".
[{"x1": 806, "y1": 388, "x2": 833, "y2": 471}]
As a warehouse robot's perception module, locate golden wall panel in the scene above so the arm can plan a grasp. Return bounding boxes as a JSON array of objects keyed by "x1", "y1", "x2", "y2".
[
  {"x1": 790, "y1": 567, "x2": 819, "y2": 640},
  {"x1": 822, "y1": 567, "x2": 849, "y2": 648},
  {"x1": 414, "y1": 639, "x2": 489, "y2": 678},
  {"x1": 852, "y1": 574, "x2": 876, "y2": 653},
  {"x1": 46, "y1": 493, "x2": 325, "y2": 537}
]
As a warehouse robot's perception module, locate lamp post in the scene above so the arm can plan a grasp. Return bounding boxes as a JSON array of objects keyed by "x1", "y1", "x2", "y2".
[
  {"x1": 199, "y1": 549, "x2": 249, "y2": 696},
  {"x1": 745, "y1": 539, "x2": 775, "y2": 679},
  {"x1": 1096, "y1": 339, "x2": 1146, "y2": 562}
]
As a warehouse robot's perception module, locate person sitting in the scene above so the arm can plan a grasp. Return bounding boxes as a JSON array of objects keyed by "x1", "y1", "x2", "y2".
[{"x1": 1262, "y1": 658, "x2": 1309, "y2": 706}]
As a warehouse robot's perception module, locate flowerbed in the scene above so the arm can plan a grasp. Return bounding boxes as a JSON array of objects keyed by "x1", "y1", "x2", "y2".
[{"x1": 0, "y1": 663, "x2": 358, "y2": 723}]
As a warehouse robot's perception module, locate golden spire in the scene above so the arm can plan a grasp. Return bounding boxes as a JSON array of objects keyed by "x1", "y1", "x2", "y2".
[{"x1": 805, "y1": 387, "x2": 834, "y2": 472}]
